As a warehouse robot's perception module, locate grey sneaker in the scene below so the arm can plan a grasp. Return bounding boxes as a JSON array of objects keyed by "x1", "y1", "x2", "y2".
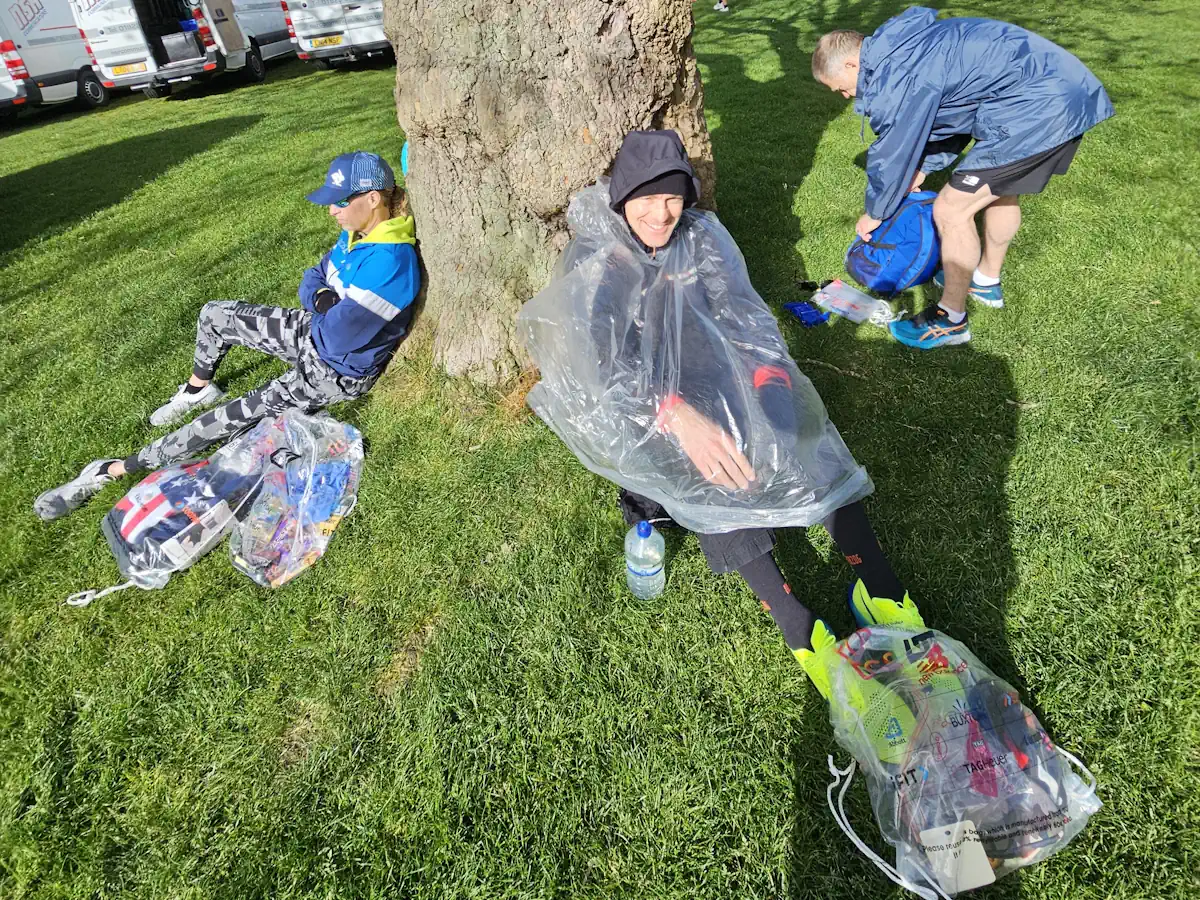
[
  {"x1": 34, "y1": 459, "x2": 119, "y2": 521},
  {"x1": 150, "y1": 382, "x2": 226, "y2": 427}
]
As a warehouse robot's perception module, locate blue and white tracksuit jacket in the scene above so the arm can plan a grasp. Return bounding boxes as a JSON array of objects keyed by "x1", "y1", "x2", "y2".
[{"x1": 298, "y1": 215, "x2": 421, "y2": 379}]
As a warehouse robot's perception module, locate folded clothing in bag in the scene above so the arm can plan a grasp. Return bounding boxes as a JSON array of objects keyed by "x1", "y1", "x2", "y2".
[{"x1": 71, "y1": 416, "x2": 283, "y2": 605}]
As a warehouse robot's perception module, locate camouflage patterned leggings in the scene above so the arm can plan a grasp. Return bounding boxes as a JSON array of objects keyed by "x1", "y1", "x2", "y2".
[{"x1": 127, "y1": 301, "x2": 375, "y2": 473}]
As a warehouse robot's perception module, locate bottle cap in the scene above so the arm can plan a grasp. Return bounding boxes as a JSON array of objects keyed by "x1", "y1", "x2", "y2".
[{"x1": 636, "y1": 520, "x2": 652, "y2": 538}]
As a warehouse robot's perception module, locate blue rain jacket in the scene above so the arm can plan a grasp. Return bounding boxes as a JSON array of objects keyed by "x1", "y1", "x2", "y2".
[{"x1": 854, "y1": 7, "x2": 1114, "y2": 220}]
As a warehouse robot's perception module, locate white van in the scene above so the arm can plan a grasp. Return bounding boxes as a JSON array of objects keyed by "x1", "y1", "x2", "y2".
[
  {"x1": 0, "y1": 0, "x2": 109, "y2": 122},
  {"x1": 0, "y1": 43, "x2": 28, "y2": 122},
  {"x1": 284, "y1": 0, "x2": 389, "y2": 68},
  {"x1": 70, "y1": 0, "x2": 294, "y2": 98}
]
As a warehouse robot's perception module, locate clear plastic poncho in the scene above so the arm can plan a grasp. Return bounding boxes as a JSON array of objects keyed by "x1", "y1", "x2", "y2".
[
  {"x1": 518, "y1": 182, "x2": 872, "y2": 533},
  {"x1": 822, "y1": 626, "x2": 1100, "y2": 897}
]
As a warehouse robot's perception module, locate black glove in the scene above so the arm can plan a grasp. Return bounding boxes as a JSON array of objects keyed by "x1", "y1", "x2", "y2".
[{"x1": 314, "y1": 288, "x2": 341, "y2": 314}]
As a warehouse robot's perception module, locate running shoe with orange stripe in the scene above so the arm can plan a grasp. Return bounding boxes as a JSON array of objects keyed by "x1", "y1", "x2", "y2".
[{"x1": 888, "y1": 303, "x2": 971, "y2": 349}]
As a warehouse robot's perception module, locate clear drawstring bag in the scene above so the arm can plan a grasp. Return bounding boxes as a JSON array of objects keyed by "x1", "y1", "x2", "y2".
[
  {"x1": 818, "y1": 625, "x2": 1100, "y2": 898},
  {"x1": 70, "y1": 410, "x2": 362, "y2": 606},
  {"x1": 228, "y1": 410, "x2": 362, "y2": 588},
  {"x1": 517, "y1": 182, "x2": 872, "y2": 534},
  {"x1": 70, "y1": 416, "x2": 281, "y2": 606}
]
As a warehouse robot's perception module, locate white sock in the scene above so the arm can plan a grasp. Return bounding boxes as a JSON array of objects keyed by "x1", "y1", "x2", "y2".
[
  {"x1": 938, "y1": 302, "x2": 966, "y2": 324},
  {"x1": 972, "y1": 268, "x2": 1001, "y2": 286}
]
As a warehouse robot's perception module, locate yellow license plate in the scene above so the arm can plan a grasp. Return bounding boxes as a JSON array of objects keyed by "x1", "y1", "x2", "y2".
[
  {"x1": 112, "y1": 62, "x2": 148, "y2": 75},
  {"x1": 311, "y1": 35, "x2": 343, "y2": 47}
]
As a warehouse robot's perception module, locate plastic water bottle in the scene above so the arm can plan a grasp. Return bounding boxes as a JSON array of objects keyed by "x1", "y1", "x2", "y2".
[{"x1": 625, "y1": 520, "x2": 665, "y2": 599}]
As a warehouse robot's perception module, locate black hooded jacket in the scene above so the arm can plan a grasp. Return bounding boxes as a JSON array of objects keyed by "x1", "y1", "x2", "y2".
[
  {"x1": 608, "y1": 130, "x2": 702, "y2": 211},
  {"x1": 587, "y1": 130, "x2": 796, "y2": 440}
]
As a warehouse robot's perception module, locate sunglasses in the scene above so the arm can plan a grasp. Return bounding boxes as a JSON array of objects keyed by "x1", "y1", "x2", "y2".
[{"x1": 334, "y1": 192, "x2": 368, "y2": 208}]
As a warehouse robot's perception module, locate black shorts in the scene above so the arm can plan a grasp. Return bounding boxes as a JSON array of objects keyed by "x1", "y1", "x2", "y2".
[
  {"x1": 618, "y1": 488, "x2": 775, "y2": 573},
  {"x1": 949, "y1": 136, "x2": 1082, "y2": 196}
]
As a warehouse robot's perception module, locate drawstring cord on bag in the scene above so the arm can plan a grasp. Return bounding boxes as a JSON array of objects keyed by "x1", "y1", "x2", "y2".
[
  {"x1": 1056, "y1": 745, "x2": 1099, "y2": 795},
  {"x1": 66, "y1": 580, "x2": 138, "y2": 608},
  {"x1": 868, "y1": 305, "x2": 903, "y2": 327},
  {"x1": 825, "y1": 756, "x2": 952, "y2": 900}
]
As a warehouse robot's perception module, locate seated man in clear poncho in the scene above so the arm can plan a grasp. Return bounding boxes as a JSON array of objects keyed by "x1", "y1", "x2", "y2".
[{"x1": 520, "y1": 129, "x2": 920, "y2": 670}]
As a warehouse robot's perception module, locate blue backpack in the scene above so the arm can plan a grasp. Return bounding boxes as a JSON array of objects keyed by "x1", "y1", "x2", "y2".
[{"x1": 845, "y1": 191, "x2": 940, "y2": 295}]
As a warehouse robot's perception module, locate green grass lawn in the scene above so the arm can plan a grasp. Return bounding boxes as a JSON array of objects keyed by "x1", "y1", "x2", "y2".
[{"x1": 1, "y1": 1, "x2": 1197, "y2": 897}]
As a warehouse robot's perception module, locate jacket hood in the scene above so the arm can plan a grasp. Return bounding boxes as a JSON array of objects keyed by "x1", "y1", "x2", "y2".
[
  {"x1": 608, "y1": 130, "x2": 701, "y2": 210},
  {"x1": 347, "y1": 214, "x2": 416, "y2": 250},
  {"x1": 855, "y1": 6, "x2": 938, "y2": 113}
]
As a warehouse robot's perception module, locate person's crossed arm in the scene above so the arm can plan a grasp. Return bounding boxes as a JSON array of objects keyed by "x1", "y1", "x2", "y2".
[{"x1": 298, "y1": 245, "x2": 342, "y2": 314}]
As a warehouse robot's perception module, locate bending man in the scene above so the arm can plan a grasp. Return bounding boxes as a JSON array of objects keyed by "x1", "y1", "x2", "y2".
[{"x1": 813, "y1": 7, "x2": 1112, "y2": 349}]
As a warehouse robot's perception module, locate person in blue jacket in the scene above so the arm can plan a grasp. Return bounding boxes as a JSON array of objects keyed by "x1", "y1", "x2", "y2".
[
  {"x1": 35, "y1": 151, "x2": 420, "y2": 521},
  {"x1": 812, "y1": 7, "x2": 1113, "y2": 349}
]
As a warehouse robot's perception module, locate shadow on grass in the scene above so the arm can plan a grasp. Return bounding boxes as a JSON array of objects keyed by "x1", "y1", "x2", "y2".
[
  {"x1": 0, "y1": 90, "x2": 143, "y2": 134},
  {"x1": 0, "y1": 115, "x2": 261, "y2": 261},
  {"x1": 695, "y1": 1, "x2": 1035, "y2": 895}
]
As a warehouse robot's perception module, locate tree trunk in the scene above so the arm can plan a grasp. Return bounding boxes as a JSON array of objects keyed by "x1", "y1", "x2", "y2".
[{"x1": 384, "y1": 0, "x2": 714, "y2": 383}]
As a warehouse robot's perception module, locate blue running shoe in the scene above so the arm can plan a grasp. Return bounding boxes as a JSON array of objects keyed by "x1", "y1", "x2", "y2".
[
  {"x1": 932, "y1": 269, "x2": 1004, "y2": 308},
  {"x1": 888, "y1": 303, "x2": 970, "y2": 349}
]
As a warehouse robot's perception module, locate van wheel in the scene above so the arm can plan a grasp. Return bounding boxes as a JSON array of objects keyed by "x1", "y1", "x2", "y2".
[
  {"x1": 0, "y1": 107, "x2": 17, "y2": 128},
  {"x1": 77, "y1": 70, "x2": 110, "y2": 109},
  {"x1": 142, "y1": 83, "x2": 171, "y2": 99},
  {"x1": 243, "y1": 43, "x2": 267, "y2": 83},
  {"x1": 312, "y1": 58, "x2": 333, "y2": 70}
]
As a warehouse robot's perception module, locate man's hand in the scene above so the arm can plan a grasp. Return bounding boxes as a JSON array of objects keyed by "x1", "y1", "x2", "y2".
[
  {"x1": 909, "y1": 170, "x2": 928, "y2": 192},
  {"x1": 856, "y1": 214, "x2": 883, "y2": 242},
  {"x1": 662, "y1": 401, "x2": 755, "y2": 491}
]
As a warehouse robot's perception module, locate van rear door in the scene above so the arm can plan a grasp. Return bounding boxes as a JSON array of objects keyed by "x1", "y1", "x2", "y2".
[
  {"x1": 290, "y1": 0, "x2": 344, "y2": 55},
  {"x1": 72, "y1": 0, "x2": 156, "y2": 82},
  {"x1": 341, "y1": 0, "x2": 383, "y2": 49},
  {"x1": 0, "y1": 22, "x2": 27, "y2": 108},
  {"x1": 199, "y1": 0, "x2": 246, "y2": 57}
]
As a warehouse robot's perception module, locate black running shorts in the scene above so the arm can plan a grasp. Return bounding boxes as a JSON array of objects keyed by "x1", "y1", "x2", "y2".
[{"x1": 950, "y1": 136, "x2": 1083, "y2": 196}]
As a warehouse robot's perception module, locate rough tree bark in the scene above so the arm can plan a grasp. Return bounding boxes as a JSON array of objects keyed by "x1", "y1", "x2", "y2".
[{"x1": 384, "y1": 0, "x2": 714, "y2": 383}]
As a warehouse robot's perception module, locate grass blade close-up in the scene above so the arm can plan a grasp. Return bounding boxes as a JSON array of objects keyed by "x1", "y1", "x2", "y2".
[{"x1": 0, "y1": 1, "x2": 1196, "y2": 898}]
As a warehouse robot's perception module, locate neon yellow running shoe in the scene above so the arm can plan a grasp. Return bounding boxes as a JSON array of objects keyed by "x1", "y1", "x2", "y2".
[
  {"x1": 796, "y1": 619, "x2": 919, "y2": 766},
  {"x1": 848, "y1": 579, "x2": 926, "y2": 630},
  {"x1": 795, "y1": 619, "x2": 839, "y2": 700}
]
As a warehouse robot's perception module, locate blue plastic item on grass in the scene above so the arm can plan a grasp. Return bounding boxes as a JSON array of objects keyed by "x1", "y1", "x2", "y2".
[
  {"x1": 783, "y1": 300, "x2": 831, "y2": 327},
  {"x1": 845, "y1": 190, "x2": 940, "y2": 296}
]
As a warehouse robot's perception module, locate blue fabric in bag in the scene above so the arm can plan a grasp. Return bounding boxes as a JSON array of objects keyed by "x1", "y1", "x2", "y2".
[{"x1": 845, "y1": 191, "x2": 940, "y2": 296}]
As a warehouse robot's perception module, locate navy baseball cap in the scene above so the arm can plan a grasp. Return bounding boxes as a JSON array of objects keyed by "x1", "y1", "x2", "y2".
[{"x1": 307, "y1": 151, "x2": 395, "y2": 205}]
